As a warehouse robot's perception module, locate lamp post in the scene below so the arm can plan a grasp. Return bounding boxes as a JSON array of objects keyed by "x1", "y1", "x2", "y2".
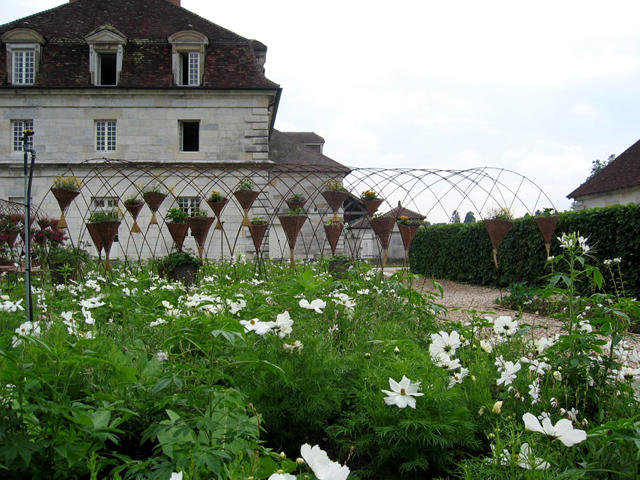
[{"x1": 22, "y1": 129, "x2": 35, "y2": 323}]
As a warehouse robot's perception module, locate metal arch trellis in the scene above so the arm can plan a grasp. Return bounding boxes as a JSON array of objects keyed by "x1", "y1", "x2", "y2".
[{"x1": 31, "y1": 160, "x2": 557, "y2": 267}]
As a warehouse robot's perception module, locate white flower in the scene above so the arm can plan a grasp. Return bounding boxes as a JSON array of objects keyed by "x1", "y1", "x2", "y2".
[
  {"x1": 527, "y1": 359, "x2": 551, "y2": 376},
  {"x1": 299, "y1": 298, "x2": 326, "y2": 313},
  {"x1": 240, "y1": 318, "x2": 275, "y2": 336},
  {"x1": 79, "y1": 296, "x2": 104, "y2": 309},
  {"x1": 493, "y1": 316, "x2": 518, "y2": 336},
  {"x1": 275, "y1": 311, "x2": 294, "y2": 338},
  {"x1": 150, "y1": 318, "x2": 167, "y2": 327},
  {"x1": 170, "y1": 473, "x2": 183, "y2": 480},
  {"x1": 357, "y1": 289, "x2": 369, "y2": 295},
  {"x1": 429, "y1": 331, "x2": 461, "y2": 358},
  {"x1": 283, "y1": 340, "x2": 304, "y2": 353},
  {"x1": 518, "y1": 443, "x2": 550, "y2": 470},
  {"x1": 497, "y1": 361, "x2": 521, "y2": 386},
  {"x1": 448, "y1": 367, "x2": 469, "y2": 389},
  {"x1": 528, "y1": 379, "x2": 541, "y2": 404},
  {"x1": 268, "y1": 474, "x2": 297, "y2": 480},
  {"x1": 381, "y1": 376, "x2": 425, "y2": 409},
  {"x1": 2, "y1": 298, "x2": 24, "y2": 312},
  {"x1": 300, "y1": 444, "x2": 350, "y2": 480},
  {"x1": 81, "y1": 308, "x2": 95, "y2": 325},
  {"x1": 522, "y1": 412, "x2": 587, "y2": 447},
  {"x1": 479, "y1": 339, "x2": 493, "y2": 353},
  {"x1": 157, "y1": 351, "x2": 169, "y2": 362}
]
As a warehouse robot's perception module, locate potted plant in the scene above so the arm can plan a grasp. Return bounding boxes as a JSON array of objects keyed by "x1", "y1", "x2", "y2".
[
  {"x1": 327, "y1": 254, "x2": 352, "y2": 279},
  {"x1": 0, "y1": 215, "x2": 23, "y2": 249},
  {"x1": 165, "y1": 207, "x2": 189, "y2": 251},
  {"x1": 361, "y1": 189, "x2": 384, "y2": 217},
  {"x1": 249, "y1": 216, "x2": 269, "y2": 257},
  {"x1": 123, "y1": 194, "x2": 145, "y2": 233},
  {"x1": 534, "y1": 208, "x2": 559, "y2": 257},
  {"x1": 483, "y1": 206, "x2": 514, "y2": 268},
  {"x1": 286, "y1": 192, "x2": 307, "y2": 212},
  {"x1": 322, "y1": 180, "x2": 349, "y2": 222},
  {"x1": 50, "y1": 176, "x2": 82, "y2": 229},
  {"x1": 396, "y1": 215, "x2": 423, "y2": 263},
  {"x1": 87, "y1": 208, "x2": 122, "y2": 270},
  {"x1": 323, "y1": 218, "x2": 344, "y2": 256},
  {"x1": 186, "y1": 208, "x2": 214, "y2": 262},
  {"x1": 159, "y1": 249, "x2": 200, "y2": 286},
  {"x1": 206, "y1": 189, "x2": 228, "y2": 221},
  {"x1": 142, "y1": 183, "x2": 166, "y2": 225},
  {"x1": 234, "y1": 177, "x2": 259, "y2": 226},
  {"x1": 47, "y1": 245, "x2": 90, "y2": 284},
  {"x1": 279, "y1": 208, "x2": 308, "y2": 268},
  {"x1": 370, "y1": 213, "x2": 395, "y2": 267},
  {"x1": 37, "y1": 217, "x2": 60, "y2": 230}
]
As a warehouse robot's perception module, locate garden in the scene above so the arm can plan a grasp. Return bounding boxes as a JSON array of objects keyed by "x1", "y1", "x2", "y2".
[{"x1": 1, "y1": 225, "x2": 640, "y2": 479}]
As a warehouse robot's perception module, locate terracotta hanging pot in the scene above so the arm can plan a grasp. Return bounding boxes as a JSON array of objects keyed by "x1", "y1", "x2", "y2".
[
  {"x1": 142, "y1": 192, "x2": 166, "y2": 225},
  {"x1": 4, "y1": 231, "x2": 19, "y2": 249},
  {"x1": 86, "y1": 223, "x2": 103, "y2": 255},
  {"x1": 279, "y1": 214, "x2": 308, "y2": 268},
  {"x1": 88, "y1": 221, "x2": 120, "y2": 270},
  {"x1": 249, "y1": 222, "x2": 268, "y2": 253},
  {"x1": 370, "y1": 216, "x2": 395, "y2": 268},
  {"x1": 483, "y1": 219, "x2": 513, "y2": 268},
  {"x1": 397, "y1": 223, "x2": 420, "y2": 263},
  {"x1": 124, "y1": 201, "x2": 145, "y2": 233},
  {"x1": 37, "y1": 218, "x2": 59, "y2": 230},
  {"x1": 323, "y1": 222, "x2": 343, "y2": 256},
  {"x1": 363, "y1": 198, "x2": 384, "y2": 217},
  {"x1": 206, "y1": 199, "x2": 228, "y2": 231},
  {"x1": 166, "y1": 222, "x2": 189, "y2": 251},
  {"x1": 234, "y1": 190, "x2": 259, "y2": 227},
  {"x1": 50, "y1": 187, "x2": 80, "y2": 229},
  {"x1": 535, "y1": 215, "x2": 560, "y2": 258},
  {"x1": 321, "y1": 191, "x2": 349, "y2": 222},
  {"x1": 186, "y1": 216, "x2": 214, "y2": 262},
  {"x1": 285, "y1": 198, "x2": 307, "y2": 212}
]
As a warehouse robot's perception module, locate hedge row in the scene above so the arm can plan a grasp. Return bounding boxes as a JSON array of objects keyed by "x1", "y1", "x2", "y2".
[{"x1": 408, "y1": 203, "x2": 640, "y2": 298}]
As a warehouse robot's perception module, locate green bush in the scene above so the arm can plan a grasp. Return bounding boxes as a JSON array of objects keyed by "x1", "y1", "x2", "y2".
[{"x1": 409, "y1": 203, "x2": 640, "y2": 297}]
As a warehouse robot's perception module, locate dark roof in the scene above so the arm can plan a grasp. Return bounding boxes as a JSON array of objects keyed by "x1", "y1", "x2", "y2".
[
  {"x1": 568, "y1": 138, "x2": 640, "y2": 199},
  {"x1": 0, "y1": 0, "x2": 279, "y2": 89},
  {"x1": 283, "y1": 132, "x2": 325, "y2": 145},
  {"x1": 269, "y1": 129, "x2": 350, "y2": 173}
]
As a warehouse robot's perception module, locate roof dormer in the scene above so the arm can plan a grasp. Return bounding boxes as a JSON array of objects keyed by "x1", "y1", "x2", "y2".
[
  {"x1": 85, "y1": 25, "x2": 127, "y2": 86},
  {"x1": 168, "y1": 30, "x2": 209, "y2": 86},
  {"x1": 2, "y1": 28, "x2": 45, "y2": 85}
]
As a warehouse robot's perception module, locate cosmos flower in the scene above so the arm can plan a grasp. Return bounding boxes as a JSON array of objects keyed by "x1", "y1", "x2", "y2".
[
  {"x1": 497, "y1": 361, "x2": 521, "y2": 386},
  {"x1": 381, "y1": 376, "x2": 425, "y2": 409},
  {"x1": 522, "y1": 413, "x2": 587, "y2": 447},
  {"x1": 429, "y1": 330, "x2": 462, "y2": 358},
  {"x1": 240, "y1": 318, "x2": 275, "y2": 335},
  {"x1": 517, "y1": 443, "x2": 550, "y2": 470},
  {"x1": 493, "y1": 316, "x2": 518, "y2": 336},
  {"x1": 300, "y1": 444, "x2": 350, "y2": 480},
  {"x1": 299, "y1": 298, "x2": 326, "y2": 313}
]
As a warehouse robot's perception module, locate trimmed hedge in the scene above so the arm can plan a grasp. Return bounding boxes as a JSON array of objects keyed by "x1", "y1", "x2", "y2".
[{"x1": 409, "y1": 203, "x2": 640, "y2": 298}]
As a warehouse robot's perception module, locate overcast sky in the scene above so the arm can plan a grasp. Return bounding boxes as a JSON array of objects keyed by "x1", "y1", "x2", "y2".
[{"x1": 4, "y1": 0, "x2": 640, "y2": 220}]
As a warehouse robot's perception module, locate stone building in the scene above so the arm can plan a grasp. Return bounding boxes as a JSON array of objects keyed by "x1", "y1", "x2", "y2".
[{"x1": 0, "y1": 0, "x2": 348, "y2": 261}]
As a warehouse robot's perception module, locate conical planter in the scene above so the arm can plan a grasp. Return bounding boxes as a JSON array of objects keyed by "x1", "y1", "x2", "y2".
[
  {"x1": 398, "y1": 223, "x2": 420, "y2": 263},
  {"x1": 166, "y1": 222, "x2": 189, "y2": 251},
  {"x1": 142, "y1": 192, "x2": 166, "y2": 225},
  {"x1": 535, "y1": 216, "x2": 559, "y2": 258},
  {"x1": 249, "y1": 222, "x2": 268, "y2": 256},
  {"x1": 483, "y1": 219, "x2": 513, "y2": 268},
  {"x1": 4, "y1": 231, "x2": 19, "y2": 249},
  {"x1": 323, "y1": 222, "x2": 343, "y2": 256},
  {"x1": 86, "y1": 223, "x2": 104, "y2": 258},
  {"x1": 88, "y1": 221, "x2": 120, "y2": 270},
  {"x1": 50, "y1": 187, "x2": 80, "y2": 229},
  {"x1": 370, "y1": 216, "x2": 395, "y2": 267},
  {"x1": 206, "y1": 199, "x2": 228, "y2": 231},
  {"x1": 285, "y1": 198, "x2": 307, "y2": 212},
  {"x1": 234, "y1": 190, "x2": 259, "y2": 227},
  {"x1": 363, "y1": 198, "x2": 384, "y2": 217},
  {"x1": 186, "y1": 216, "x2": 214, "y2": 263},
  {"x1": 124, "y1": 201, "x2": 145, "y2": 233},
  {"x1": 279, "y1": 214, "x2": 308, "y2": 268},
  {"x1": 321, "y1": 191, "x2": 349, "y2": 222}
]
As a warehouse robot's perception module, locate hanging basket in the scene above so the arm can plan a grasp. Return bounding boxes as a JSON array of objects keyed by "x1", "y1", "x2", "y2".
[
  {"x1": 249, "y1": 222, "x2": 269, "y2": 253},
  {"x1": 285, "y1": 199, "x2": 307, "y2": 212},
  {"x1": 279, "y1": 214, "x2": 308, "y2": 268},
  {"x1": 206, "y1": 199, "x2": 228, "y2": 219},
  {"x1": 87, "y1": 220, "x2": 120, "y2": 270},
  {"x1": 321, "y1": 191, "x2": 349, "y2": 221},
  {"x1": 142, "y1": 192, "x2": 166, "y2": 225},
  {"x1": 323, "y1": 222, "x2": 343, "y2": 256},
  {"x1": 397, "y1": 223, "x2": 419, "y2": 251},
  {"x1": 166, "y1": 222, "x2": 189, "y2": 251},
  {"x1": 37, "y1": 218, "x2": 60, "y2": 230},
  {"x1": 186, "y1": 216, "x2": 214, "y2": 262},
  {"x1": 483, "y1": 219, "x2": 513, "y2": 268},
  {"x1": 535, "y1": 216, "x2": 560, "y2": 257},
  {"x1": 370, "y1": 216, "x2": 395, "y2": 250},
  {"x1": 4, "y1": 231, "x2": 19, "y2": 249},
  {"x1": 234, "y1": 190, "x2": 259, "y2": 226},
  {"x1": 51, "y1": 187, "x2": 80, "y2": 229},
  {"x1": 363, "y1": 198, "x2": 384, "y2": 217},
  {"x1": 124, "y1": 201, "x2": 145, "y2": 233},
  {"x1": 86, "y1": 223, "x2": 104, "y2": 254}
]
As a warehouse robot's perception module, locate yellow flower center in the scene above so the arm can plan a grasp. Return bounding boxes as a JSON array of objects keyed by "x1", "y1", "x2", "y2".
[{"x1": 400, "y1": 388, "x2": 406, "y2": 395}]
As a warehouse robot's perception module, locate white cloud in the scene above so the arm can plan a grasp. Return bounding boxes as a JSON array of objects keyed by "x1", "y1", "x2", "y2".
[{"x1": 573, "y1": 102, "x2": 596, "y2": 116}]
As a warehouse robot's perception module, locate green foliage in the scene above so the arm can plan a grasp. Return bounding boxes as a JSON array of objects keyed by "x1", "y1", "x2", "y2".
[
  {"x1": 47, "y1": 245, "x2": 90, "y2": 269},
  {"x1": 410, "y1": 203, "x2": 640, "y2": 298},
  {"x1": 464, "y1": 211, "x2": 476, "y2": 223},
  {"x1": 236, "y1": 177, "x2": 255, "y2": 191},
  {"x1": 450, "y1": 210, "x2": 461, "y2": 224},
  {"x1": 160, "y1": 250, "x2": 200, "y2": 273},
  {"x1": 587, "y1": 154, "x2": 615, "y2": 181},
  {"x1": 88, "y1": 208, "x2": 122, "y2": 223},
  {"x1": 166, "y1": 208, "x2": 187, "y2": 223}
]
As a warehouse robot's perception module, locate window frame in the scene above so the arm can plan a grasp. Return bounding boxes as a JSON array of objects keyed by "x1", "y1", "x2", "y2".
[
  {"x1": 168, "y1": 30, "x2": 209, "y2": 87},
  {"x1": 12, "y1": 120, "x2": 34, "y2": 152},
  {"x1": 95, "y1": 120, "x2": 117, "y2": 152},
  {"x1": 179, "y1": 121, "x2": 200, "y2": 152}
]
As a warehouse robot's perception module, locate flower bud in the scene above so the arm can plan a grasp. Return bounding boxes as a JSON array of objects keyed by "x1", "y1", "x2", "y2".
[
  {"x1": 279, "y1": 452, "x2": 286, "y2": 459},
  {"x1": 492, "y1": 401, "x2": 503, "y2": 415}
]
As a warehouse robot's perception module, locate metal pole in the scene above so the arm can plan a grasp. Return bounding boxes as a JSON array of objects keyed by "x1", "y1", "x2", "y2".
[{"x1": 22, "y1": 129, "x2": 35, "y2": 323}]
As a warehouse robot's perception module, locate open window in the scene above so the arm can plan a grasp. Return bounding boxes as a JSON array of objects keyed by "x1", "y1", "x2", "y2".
[
  {"x1": 85, "y1": 26, "x2": 127, "y2": 86},
  {"x1": 168, "y1": 30, "x2": 208, "y2": 86},
  {"x1": 180, "y1": 121, "x2": 200, "y2": 152}
]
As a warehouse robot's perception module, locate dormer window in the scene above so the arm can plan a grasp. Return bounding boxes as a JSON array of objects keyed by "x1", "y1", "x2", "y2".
[
  {"x1": 168, "y1": 31, "x2": 209, "y2": 87},
  {"x1": 85, "y1": 26, "x2": 127, "y2": 86},
  {"x1": 1, "y1": 29, "x2": 45, "y2": 85}
]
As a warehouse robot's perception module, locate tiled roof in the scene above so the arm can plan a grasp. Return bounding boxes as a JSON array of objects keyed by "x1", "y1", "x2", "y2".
[
  {"x1": 283, "y1": 132, "x2": 325, "y2": 145},
  {"x1": 269, "y1": 129, "x2": 350, "y2": 173},
  {"x1": 0, "y1": 0, "x2": 279, "y2": 88},
  {"x1": 567, "y1": 138, "x2": 640, "y2": 199}
]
